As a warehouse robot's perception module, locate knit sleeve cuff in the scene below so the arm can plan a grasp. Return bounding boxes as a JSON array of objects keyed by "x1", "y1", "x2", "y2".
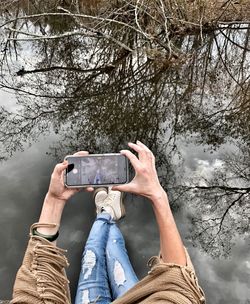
[
  {"x1": 11, "y1": 223, "x2": 71, "y2": 304},
  {"x1": 147, "y1": 248, "x2": 206, "y2": 303},
  {"x1": 147, "y1": 247, "x2": 195, "y2": 271}
]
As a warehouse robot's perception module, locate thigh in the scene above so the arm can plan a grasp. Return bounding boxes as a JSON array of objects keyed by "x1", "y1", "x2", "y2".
[
  {"x1": 106, "y1": 223, "x2": 139, "y2": 300},
  {"x1": 75, "y1": 214, "x2": 113, "y2": 304}
]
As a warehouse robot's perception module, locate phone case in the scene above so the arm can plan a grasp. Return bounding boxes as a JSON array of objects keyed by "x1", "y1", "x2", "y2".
[{"x1": 64, "y1": 153, "x2": 129, "y2": 188}]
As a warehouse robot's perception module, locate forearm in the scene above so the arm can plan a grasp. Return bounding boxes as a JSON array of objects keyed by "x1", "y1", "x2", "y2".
[
  {"x1": 37, "y1": 193, "x2": 66, "y2": 245},
  {"x1": 151, "y1": 189, "x2": 186, "y2": 266}
]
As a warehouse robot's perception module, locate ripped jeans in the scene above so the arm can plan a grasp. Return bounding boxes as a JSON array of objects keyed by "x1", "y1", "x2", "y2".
[{"x1": 75, "y1": 213, "x2": 139, "y2": 304}]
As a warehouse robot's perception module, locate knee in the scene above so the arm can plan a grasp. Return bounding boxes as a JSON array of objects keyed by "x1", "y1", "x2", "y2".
[{"x1": 113, "y1": 260, "x2": 126, "y2": 286}]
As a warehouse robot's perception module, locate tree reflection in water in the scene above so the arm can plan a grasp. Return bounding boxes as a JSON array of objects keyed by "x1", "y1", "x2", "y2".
[{"x1": 0, "y1": 1, "x2": 249, "y2": 257}]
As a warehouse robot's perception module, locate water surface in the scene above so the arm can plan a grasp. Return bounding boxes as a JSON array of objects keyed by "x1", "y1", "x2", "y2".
[{"x1": 0, "y1": 4, "x2": 250, "y2": 303}]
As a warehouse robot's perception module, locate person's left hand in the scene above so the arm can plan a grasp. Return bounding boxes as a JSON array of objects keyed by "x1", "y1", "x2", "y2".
[
  {"x1": 47, "y1": 151, "x2": 94, "y2": 203},
  {"x1": 112, "y1": 141, "x2": 164, "y2": 201}
]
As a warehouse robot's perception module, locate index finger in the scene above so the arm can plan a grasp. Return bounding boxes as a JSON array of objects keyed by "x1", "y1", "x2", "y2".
[{"x1": 120, "y1": 149, "x2": 141, "y2": 171}]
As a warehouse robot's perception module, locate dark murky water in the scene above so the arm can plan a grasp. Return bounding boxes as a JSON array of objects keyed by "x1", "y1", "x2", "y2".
[{"x1": 0, "y1": 3, "x2": 250, "y2": 303}]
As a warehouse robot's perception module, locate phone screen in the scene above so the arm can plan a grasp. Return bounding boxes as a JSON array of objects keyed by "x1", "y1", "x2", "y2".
[{"x1": 65, "y1": 154, "x2": 128, "y2": 187}]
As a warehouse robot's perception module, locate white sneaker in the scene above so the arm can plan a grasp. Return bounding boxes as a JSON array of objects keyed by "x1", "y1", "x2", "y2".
[
  {"x1": 94, "y1": 187, "x2": 125, "y2": 220},
  {"x1": 94, "y1": 187, "x2": 108, "y2": 214}
]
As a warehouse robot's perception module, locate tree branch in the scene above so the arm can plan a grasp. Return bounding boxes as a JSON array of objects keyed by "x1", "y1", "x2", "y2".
[{"x1": 180, "y1": 185, "x2": 250, "y2": 193}]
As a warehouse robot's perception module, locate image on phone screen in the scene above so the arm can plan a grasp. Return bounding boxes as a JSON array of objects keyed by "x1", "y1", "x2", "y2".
[{"x1": 65, "y1": 154, "x2": 128, "y2": 187}]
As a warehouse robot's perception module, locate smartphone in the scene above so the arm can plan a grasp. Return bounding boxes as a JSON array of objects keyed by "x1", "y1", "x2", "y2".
[{"x1": 64, "y1": 153, "x2": 129, "y2": 188}]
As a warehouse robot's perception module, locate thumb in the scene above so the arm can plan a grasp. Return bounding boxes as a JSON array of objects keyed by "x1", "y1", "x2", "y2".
[
  {"x1": 54, "y1": 161, "x2": 68, "y2": 176},
  {"x1": 111, "y1": 183, "x2": 131, "y2": 192}
]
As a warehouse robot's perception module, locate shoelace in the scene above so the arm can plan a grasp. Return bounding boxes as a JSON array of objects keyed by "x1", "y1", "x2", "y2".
[{"x1": 104, "y1": 191, "x2": 119, "y2": 204}]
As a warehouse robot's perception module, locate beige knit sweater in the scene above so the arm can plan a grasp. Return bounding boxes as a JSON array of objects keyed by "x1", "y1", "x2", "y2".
[{"x1": 11, "y1": 223, "x2": 206, "y2": 304}]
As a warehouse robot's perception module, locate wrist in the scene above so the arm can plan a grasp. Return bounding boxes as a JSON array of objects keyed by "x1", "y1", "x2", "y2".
[
  {"x1": 45, "y1": 192, "x2": 67, "y2": 207},
  {"x1": 149, "y1": 187, "x2": 168, "y2": 205},
  {"x1": 42, "y1": 192, "x2": 66, "y2": 219},
  {"x1": 37, "y1": 193, "x2": 66, "y2": 235}
]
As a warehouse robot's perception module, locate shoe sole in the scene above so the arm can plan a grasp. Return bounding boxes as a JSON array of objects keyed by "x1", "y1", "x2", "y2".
[
  {"x1": 118, "y1": 192, "x2": 126, "y2": 219},
  {"x1": 93, "y1": 187, "x2": 108, "y2": 200}
]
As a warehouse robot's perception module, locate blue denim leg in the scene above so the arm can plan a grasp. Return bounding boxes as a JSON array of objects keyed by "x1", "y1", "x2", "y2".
[
  {"x1": 75, "y1": 213, "x2": 112, "y2": 304},
  {"x1": 106, "y1": 223, "x2": 139, "y2": 299}
]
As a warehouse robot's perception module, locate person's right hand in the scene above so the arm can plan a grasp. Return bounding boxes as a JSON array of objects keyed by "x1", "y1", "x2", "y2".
[
  {"x1": 47, "y1": 151, "x2": 94, "y2": 203},
  {"x1": 112, "y1": 141, "x2": 165, "y2": 201}
]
